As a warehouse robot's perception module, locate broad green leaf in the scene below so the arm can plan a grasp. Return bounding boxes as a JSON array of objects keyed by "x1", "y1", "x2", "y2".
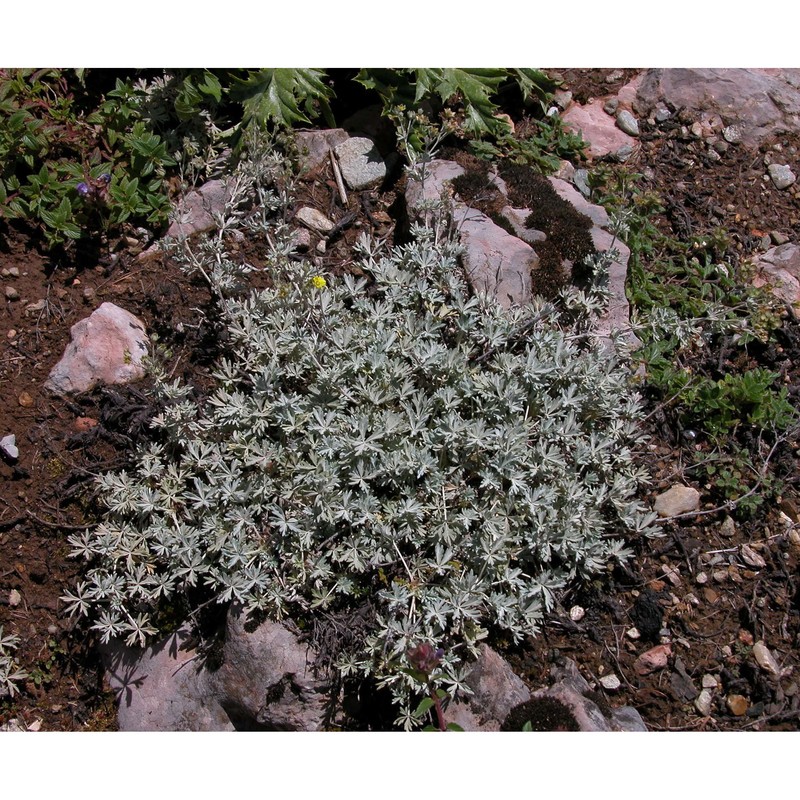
[
  {"x1": 413, "y1": 68, "x2": 508, "y2": 136},
  {"x1": 230, "y1": 68, "x2": 333, "y2": 128}
]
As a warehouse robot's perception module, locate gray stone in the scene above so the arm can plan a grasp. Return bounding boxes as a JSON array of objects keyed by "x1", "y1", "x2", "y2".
[
  {"x1": 295, "y1": 128, "x2": 350, "y2": 174},
  {"x1": 695, "y1": 687, "x2": 714, "y2": 716},
  {"x1": 722, "y1": 124, "x2": 743, "y2": 144},
  {"x1": 44, "y1": 303, "x2": 149, "y2": 396},
  {"x1": 166, "y1": 179, "x2": 232, "y2": 238},
  {"x1": 572, "y1": 168, "x2": 592, "y2": 198},
  {"x1": 654, "y1": 485, "x2": 701, "y2": 517},
  {"x1": 0, "y1": 434, "x2": 17, "y2": 460},
  {"x1": 654, "y1": 106, "x2": 672, "y2": 122},
  {"x1": 609, "y1": 705, "x2": 648, "y2": 732},
  {"x1": 599, "y1": 673, "x2": 621, "y2": 691},
  {"x1": 604, "y1": 98, "x2": 619, "y2": 116},
  {"x1": 768, "y1": 163, "x2": 797, "y2": 190},
  {"x1": 334, "y1": 137, "x2": 386, "y2": 191},
  {"x1": 4, "y1": 286, "x2": 19, "y2": 301},
  {"x1": 615, "y1": 144, "x2": 635, "y2": 163},
  {"x1": 295, "y1": 206, "x2": 335, "y2": 234},
  {"x1": 752, "y1": 641, "x2": 782, "y2": 677},
  {"x1": 104, "y1": 609, "x2": 328, "y2": 731},
  {"x1": 616, "y1": 109, "x2": 640, "y2": 137}
]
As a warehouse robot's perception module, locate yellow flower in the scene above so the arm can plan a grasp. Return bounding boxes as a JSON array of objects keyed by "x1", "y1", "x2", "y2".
[{"x1": 310, "y1": 275, "x2": 327, "y2": 289}]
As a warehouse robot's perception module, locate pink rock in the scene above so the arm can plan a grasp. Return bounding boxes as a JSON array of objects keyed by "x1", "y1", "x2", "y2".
[
  {"x1": 103, "y1": 609, "x2": 327, "y2": 731},
  {"x1": 752, "y1": 243, "x2": 800, "y2": 307},
  {"x1": 45, "y1": 303, "x2": 149, "y2": 395},
  {"x1": 457, "y1": 207, "x2": 536, "y2": 308},
  {"x1": 634, "y1": 643, "x2": 672, "y2": 675},
  {"x1": 561, "y1": 100, "x2": 638, "y2": 160},
  {"x1": 636, "y1": 69, "x2": 800, "y2": 149},
  {"x1": 166, "y1": 179, "x2": 232, "y2": 239},
  {"x1": 295, "y1": 128, "x2": 350, "y2": 174}
]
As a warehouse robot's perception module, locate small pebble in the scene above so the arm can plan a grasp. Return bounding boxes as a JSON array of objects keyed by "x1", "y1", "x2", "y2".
[
  {"x1": 702, "y1": 674, "x2": 718, "y2": 689},
  {"x1": 770, "y1": 231, "x2": 790, "y2": 245},
  {"x1": 25, "y1": 299, "x2": 46, "y2": 314},
  {"x1": 768, "y1": 163, "x2": 797, "y2": 190},
  {"x1": 695, "y1": 571, "x2": 708, "y2": 585},
  {"x1": 616, "y1": 110, "x2": 640, "y2": 137},
  {"x1": 626, "y1": 627, "x2": 641, "y2": 640},
  {"x1": 7, "y1": 329, "x2": 16, "y2": 339},
  {"x1": 0, "y1": 434, "x2": 18, "y2": 460},
  {"x1": 654, "y1": 106, "x2": 672, "y2": 122},
  {"x1": 726, "y1": 694, "x2": 749, "y2": 716},
  {"x1": 740, "y1": 544, "x2": 766, "y2": 569},
  {"x1": 695, "y1": 688, "x2": 714, "y2": 716},
  {"x1": 703, "y1": 587, "x2": 719, "y2": 604},
  {"x1": 720, "y1": 516, "x2": 736, "y2": 537},
  {"x1": 9, "y1": 589, "x2": 21, "y2": 607},
  {"x1": 752, "y1": 641, "x2": 782, "y2": 677},
  {"x1": 712, "y1": 569, "x2": 728, "y2": 583},
  {"x1": 599, "y1": 674, "x2": 621, "y2": 691},
  {"x1": 6, "y1": 267, "x2": 20, "y2": 278},
  {"x1": 569, "y1": 605, "x2": 585, "y2": 622},
  {"x1": 690, "y1": 121, "x2": 704, "y2": 138},
  {"x1": 4, "y1": 286, "x2": 20, "y2": 301},
  {"x1": 603, "y1": 98, "x2": 619, "y2": 116},
  {"x1": 722, "y1": 125, "x2": 742, "y2": 144},
  {"x1": 706, "y1": 148, "x2": 721, "y2": 163},
  {"x1": 47, "y1": 624, "x2": 58, "y2": 635},
  {"x1": 18, "y1": 391, "x2": 33, "y2": 408},
  {"x1": 614, "y1": 144, "x2": 634, "y2": 163},
  {"x1": 713, "y1": 140, "x2": 729, "y2": 154}
]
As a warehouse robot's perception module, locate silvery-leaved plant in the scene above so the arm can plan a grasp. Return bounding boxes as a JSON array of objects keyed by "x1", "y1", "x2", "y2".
[
  {"x1": 0, "y1": 626, "x2": 28, "y2": 698},
  {"x1": 64, "y1": 136, "x2": 660, "y2": 728}
]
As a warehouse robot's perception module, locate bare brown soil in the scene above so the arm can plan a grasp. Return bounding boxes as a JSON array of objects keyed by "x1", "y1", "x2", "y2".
[{"x1": 1, "y1": 68, "x2": 799, "y2": 731}]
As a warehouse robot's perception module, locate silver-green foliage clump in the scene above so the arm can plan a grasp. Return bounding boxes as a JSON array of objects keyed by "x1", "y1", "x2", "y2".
[
  {"x1": 65, "y1": 140, "x2": 658, "y2": 725},
  {"x1": 0, "y1": 626, "x2": 28, "y2": 698}
]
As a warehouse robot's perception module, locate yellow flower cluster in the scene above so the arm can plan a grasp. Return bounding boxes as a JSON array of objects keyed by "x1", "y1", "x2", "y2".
[{"x1": 310, "y1": 275, "x2": 327, "y2": 289}]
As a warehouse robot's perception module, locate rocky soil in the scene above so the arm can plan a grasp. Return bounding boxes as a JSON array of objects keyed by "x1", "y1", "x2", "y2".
[{"x1": 1, "y1": 67, "x2": 800, "y2": 732}]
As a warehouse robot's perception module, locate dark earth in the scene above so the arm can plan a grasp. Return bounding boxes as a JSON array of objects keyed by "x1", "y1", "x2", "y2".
[{"x1": 2, "y1": 67, "x2": 799, "y2": 732}]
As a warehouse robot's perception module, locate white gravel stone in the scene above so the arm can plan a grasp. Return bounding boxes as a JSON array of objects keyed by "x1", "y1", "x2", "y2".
[
  {"x1": 722, "y1": 125, "x2": 742, "y2": 144},
  {"x1": 702, "y1": 674, "x2": 718, "y2": 689},
  {"x1": 768, "y1": 163, "x2": 797, "y2": 190},
  {"x1": 753, "y1": 641, "x2": 782, "y2": 677},
  {"x1": 599, "y1": 674, "x2": 621, "y2": 691},
  {"x1": 695, "y1": 688, "x2": 714, "y2": 716},
  {"x1": 0, "y1": 434, "x2": 18, "y2": 460},
  {"x1": 8, "y1": 589, "x2": 21, "y2": 607},
  {"x1": 569, "y1": 605, "x2": 585, "y2": 622}
]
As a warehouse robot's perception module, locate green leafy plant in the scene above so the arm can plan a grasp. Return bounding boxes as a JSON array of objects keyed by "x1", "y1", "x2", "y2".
[
  {"x1": 590, "y1": 165, "x2": 798, "y2": 514},
  {"x1": 0, "y1": 69, "x2": 176, "y2": 248}
]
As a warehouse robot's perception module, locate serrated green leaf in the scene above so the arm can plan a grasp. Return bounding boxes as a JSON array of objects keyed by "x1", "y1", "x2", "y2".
[
  {"x1": 231, "y1": 68, "x2": 332, "y2": 128},
  {"x1": 413, "y1": 68, "x2": 508, "y2": 136}
]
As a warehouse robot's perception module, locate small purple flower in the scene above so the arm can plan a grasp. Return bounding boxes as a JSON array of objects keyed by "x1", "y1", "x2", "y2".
[
  {"x1": 407, "y1": 642, "x2": 444, "y2": 675},
  {"x1": 99, "y1": 173, "x2": 111, "y2": 184},
  {"x1": 76, "y1": 182, "x2": 90, "y2": 196}
]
